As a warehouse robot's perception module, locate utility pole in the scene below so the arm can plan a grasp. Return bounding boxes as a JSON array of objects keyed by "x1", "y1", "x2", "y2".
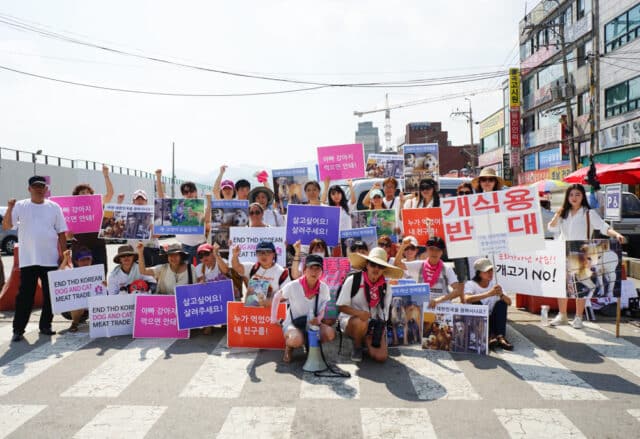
[
  {"x1": 558, "y1": 14, "x2": 578, "y2": 171},
  {"x1": 171, "y1": 142, "x2": 175, "y2": 198},
  {"x1": 590, "y1": 0, "x2": 600, "y2": 157},
  {"x1": 451, "y1": 98, "x2": 475, "y2": 166},
  {"x1": 384, "y1": 93, "x2": 392, "y2": 151}
]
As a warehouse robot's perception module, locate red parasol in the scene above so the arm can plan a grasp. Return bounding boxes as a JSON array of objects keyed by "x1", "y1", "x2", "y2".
[
  {"x1": 562, "y1": 163, "x2": 616, "y2": 184},
  {"x1": 598, "y1": 159, "x2": 640, "y2": 184}
]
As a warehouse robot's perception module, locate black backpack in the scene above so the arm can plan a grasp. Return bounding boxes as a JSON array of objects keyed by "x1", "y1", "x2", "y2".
[{"x1": 247, "y1": 262, "x2": 290, "y2": 288}]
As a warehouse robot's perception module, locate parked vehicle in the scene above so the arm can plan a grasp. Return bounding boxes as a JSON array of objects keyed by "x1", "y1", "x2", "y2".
[
  {"x1": 0, "y1": 206, "x2": 18, "y2": 255},
  {"x1": 596, "y1": 191, "x2": 640, "y2": 258}
]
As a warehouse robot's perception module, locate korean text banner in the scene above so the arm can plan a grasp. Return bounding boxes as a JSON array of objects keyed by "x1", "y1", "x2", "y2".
[
  {"x1": 317, "y1": 143, "x2": 365, "y2": 181},
  {"x1": 227, "y1": 302, "x2": 286, "y2": 349},
  {"x1": 99, "y1": 203, "x2": 153, "y2": 240},
  {"x1": 175, "y1": 280, "x2": 234, "y2": 330},
  {"x1": 321, "y1": 257, "x2": 352, "y2": 319},
  {"x1": 229, "y1": 226, "x2": 286, "y2": 266},
  {"x1": 154, "y1": 198, "x2": 205, "y2": 235},
  {"x1": 50, "y1": 195, "x2": 103, "y2": 234},
  {"x1": 401, "y1": 208, "x2": 444, "y2": 246},
  {"x1": 48, "y1": 264, "x2": 106, "y2": 314},
  {"x1": 423, "y1": 302, "x2": 489, "y2": 355},
  {"x1": 340, "y1": 227, "x2": 377, "y2": 257},
  {"x1": 441, "y1": 187, "x2": 544, "y2": 258},
  {"x1": 389, "y1": 283, "x2": 430, "y2": 347},
  {"x1": 495, "y1": 239, "x2": 567, "y2": 297},
  {"x1": 272, "y1": 167, "x2": 309, "y2": 210},
  {"x1": 133, "y1": 294, "x2": 189, "y2": 339},
  {"x1": 286, "y1": 204, "x2": 340, "y2": 246},
  {"x1": 88, "y1": 294, "x2": 136, "y2": 338},
  {"x1": 366, "y1": 154, "x2": 404, "y2": 179},
  {"x1": 211, "y1": 200, "x2": 250, "y2": 255}
]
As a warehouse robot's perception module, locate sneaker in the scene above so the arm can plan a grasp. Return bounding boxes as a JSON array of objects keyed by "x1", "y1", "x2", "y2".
[
  {"x1": 39, "y1": 328, "x2": 56, "y2": 336},
  {"x1": 351, "y1": 347, "x2": 364, "y2": 362},
  {"x1": 571, "y1": 316, "x2": 584, "y2": 329},
  {"x1": 11, "y1": 333, "x2": 23, "y2": 342},
  {"x1": 549, "y1": 313, "x2": 568, "y2": 326}
]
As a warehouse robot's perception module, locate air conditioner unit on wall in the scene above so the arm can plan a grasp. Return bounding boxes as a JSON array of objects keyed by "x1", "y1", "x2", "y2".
[{"x1": 551, "y1": 86, "x2": 562, "y2": 101}]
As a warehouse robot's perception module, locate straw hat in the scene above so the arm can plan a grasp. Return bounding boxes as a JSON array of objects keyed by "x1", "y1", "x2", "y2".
[
  {"x1": 248, "y1": 186, "x2": 274, "y2": 206},
  {"x1": 472, "y1": 167, "x2": 505, "y2": 189},
  {"x1": 348, "y1": 248, "x2": 404, "y2": 279}
]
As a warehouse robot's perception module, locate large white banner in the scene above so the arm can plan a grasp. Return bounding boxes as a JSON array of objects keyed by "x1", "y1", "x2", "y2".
[
  {"x1": 48, "y1": 265, "x2": 106, "y2": 314},
  {"x1": 441, "y1": 187, "x2": 545, "y2": 258},
  {"x1": 494, "y1": 240, "x2": 567, "y2": 298},
  {"x1": 229, "y1": 226, "x2": 286, "y2": 266},
  {"x1": 88, "y1": 294, "x2": 136, "y2": 338}
]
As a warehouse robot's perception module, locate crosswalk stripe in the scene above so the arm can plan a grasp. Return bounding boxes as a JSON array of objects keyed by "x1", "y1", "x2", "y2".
[
  {"x1": 61, "y1": 338, "x2": 175, "y2": 398},
  {"x1": 394, "y1": 347, "x2": 481, "y2": 400},
  {"x1": 493, "y1": 326, "x2": 607, "y2": 400},
  {"x1": 73, "y1": 405, "x2": 167, "y2": 439},
  {"x1": 360, "y1": 408, "x2": 437, "y2": 438},
  {"x1": 300, "y1": 363, "x2": 359, "y2": 399},
  {"x1": 180, "y1": 337, "x2": 257, "y2": 398},
  {"x1": 216, "y1": 406, "x2": 296, "y2": 439},
  {"x1": 556, "y1": 322, "x2": 640, "y2": 380},
  {"x1": 495, "y1": 408, "x2": 586, "y2": 438},
  {"x1": 0, "y1": 334, "x2": 91, "y2": 396},
  {"x1": 0, "y1": 404, "x2": 47, "y2": 439},
  {"x1": 0, "y1": 324, "x2": 15, "y2": 345},
  {"x1": 628, "y1": 409, "x2": 640, "y2": 423}
]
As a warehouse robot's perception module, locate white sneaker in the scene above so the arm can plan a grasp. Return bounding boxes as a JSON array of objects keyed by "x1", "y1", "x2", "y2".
[
  {"x1": 549, "y1": 313, "x2": 568, "y2": 326},
  {"x1": 571, "y1": 316, "x2": 584, "y2": 329}
]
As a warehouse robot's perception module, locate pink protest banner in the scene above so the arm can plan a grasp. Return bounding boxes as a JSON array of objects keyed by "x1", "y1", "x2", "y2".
[
  {"x1": 49, "y1": 194, "x2": 103, "y2": 234},
  {"x1": 133, "y1": 294, "x2": 189, "y2": 339},
  {"x1": 317, "y1": 143, "x2": 365, "y2": 180},
  {"x1": 227, "y1": 302, "x2": 285, "y2": 349}
]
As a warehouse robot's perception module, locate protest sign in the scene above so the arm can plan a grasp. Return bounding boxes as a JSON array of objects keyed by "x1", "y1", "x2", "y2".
[
  {"x1": 48, "y1": 265, "x2": 106, "y2": 314},
  {"x1": 403, "y1": 144, "x2": 439, "y2": 192},
  {"x1": 133, "y1": 295, "x2": 189, "y2": 339},
  {"x1": 227, "y1": 302, "x2": 286, "y2": 349},
  {"x1": 88, "y1": 294, "x2": 135, "y2": 338},
  {"x1": 441, "y1": 187, "x2": 544, "y2": 258},
  {"x1": 175, "y1": 280, "x2": 234, "y2": 330},
  {"x1": 366, "y1": 154, "x2": 404, "y2": 179},
  {"x1": 566, "y1": 239, "x2": 622, "y2": 306},
  {"x1": 339, "y1": 227, "x2": 378, "y2": 257},
  {"x1": 229, "y1": 226, "x2": 286, "y2": 266},
  {"x1": 317, "y1": 143, "x2": 365, "y2": 181},
  {"x1": 154, "y1": 198, "x2": 205, "y2": 235},
  {"x1": 320, "y1": 257, "x2": 352, "y2": 319},
  {"x1": 286, "y1": 204, "x2": 340, "y2": 246},
  {"x1": 401, "y1": 208, "x2": 444, "y2": 246},
  {"x1": 99, "y1": 203, "x2": 153, "y2": 240},
  {"x1": 272, "y1": 167, "x2": 309, "y2": 211},
  {"x1": 351, "y1": 209, "x2": 397, "y2": 242},
  {"x1": 211, "y1": 200, "x2": 249, "y2": 255},
  {"x1": 50, "y1": 195, "x2": 103, "y2": 234},
  {"x1": 422, "y1": 302, "x2": 488, "y2": 355},
  {"x1": 389, "y1": 283, "x2": 430, "y2": 346}
]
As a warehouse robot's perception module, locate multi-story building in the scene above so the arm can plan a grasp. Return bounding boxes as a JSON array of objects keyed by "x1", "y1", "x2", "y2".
[
  {"x1": 404, "y1": 122, "x2": 449, "y2": 147},
  {"x1": 355, "y1": 121, "x2": 381, "y2": 158},
  {"x1": 517, "y1": 0, "x2": 594, "y2": 183},
  {"x1": 597, "y1": 0, "x2": 640, "y2": 163},
  {"x1": 478, "y1": 107, "x2": 507, "y2": 179}
]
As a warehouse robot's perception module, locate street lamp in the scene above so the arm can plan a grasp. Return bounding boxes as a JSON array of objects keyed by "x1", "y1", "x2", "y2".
[{"x1": 32, "y1": 149, "x2": 42, "y2": 175}]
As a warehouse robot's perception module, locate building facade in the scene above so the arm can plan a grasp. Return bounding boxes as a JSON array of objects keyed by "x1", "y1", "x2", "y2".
[{"x1": 355, "y1": 121, "x2": 381, "y2": 158}]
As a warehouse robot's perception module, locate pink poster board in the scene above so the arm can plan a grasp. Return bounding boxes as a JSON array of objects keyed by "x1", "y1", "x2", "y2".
[
  {"x1": 133, "y1": 294, "x2": 189, "y2": 339},
  {"x1": 317, "y1": 143, "x2": 365, "y2": 180},
  {"x1": 50, "y1": 194, "x2": 103, "y2": 234}
]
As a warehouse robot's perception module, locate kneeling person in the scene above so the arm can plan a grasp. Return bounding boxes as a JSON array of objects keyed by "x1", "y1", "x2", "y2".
[
  {"x1": 270, "y1": 254, "x2": 334, "y2": 363},
  {"x1": 337, "y1": 248, "x2": 403, "y2": 363}
]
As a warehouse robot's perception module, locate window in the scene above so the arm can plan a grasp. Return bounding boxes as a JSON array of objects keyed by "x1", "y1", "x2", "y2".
[
  {"x1": 523, "y1": 114, "x2": 536, "y2": 133},
  {"x1": 562, "y1": 6, "x2": 573, "y2": 27},
  {"x1": 577, "y1": 39, "x2": 592, "y2": 67},
  {"x1": 577, "y1": 92, "x2": 591, "y2": 116},
  {"x1": 576, "y1": 0, "x2": 590, "y2": 20},
  {"x1": 605, "y1": 77, "x2": 640, "y2": 118},
  {"x1": 605, "y1": 4, "x2": 640, "y2": 52}
]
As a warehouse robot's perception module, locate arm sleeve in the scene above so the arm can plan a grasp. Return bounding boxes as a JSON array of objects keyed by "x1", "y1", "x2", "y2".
[
  {"x1": 547, "y1": 218, "x2": 560, "y2": 233},
  {"x1": 405, "y1": 260, "x2": 423, "y2": 280},
  {"x1": 336, "y1": 275, "x2": 354, "y2": 307},
  {"x1": 317, "y1": 283, "x2": 331, "y2": 314},
  {"x1": 463, "y1": 280, "x2": 476, "y2": 294},
  {"x1": 54, "y1": 204, "x2": 69, "y2": 233},
  {"x1": 11, "y1": 202, "x2": 20, "y2": 226},
  {"x1": 589, "y1": 209, "x2": 610, "y2": 235},
  {"x1": 445, "y1": 265, "x2": 459, "y2": 285}
]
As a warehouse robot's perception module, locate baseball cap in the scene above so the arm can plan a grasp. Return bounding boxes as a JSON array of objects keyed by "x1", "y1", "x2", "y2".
[
  {"x1": 197, "y1": 243, "x2": 214, "y2": 255},
  {"x1": 28, "y1": 176, "x2": 47, "y2": 186},
  {"x1": 73, "y1": 249, "x2": 93, "y2": 261},
  {"x1": 304, "y1": 254, "x2": 323, "y2": 268},
  {"x1": 370, "y1": 189, "x2": 384, "y2": 198},
  {"x1": 426, "y1": 236, "x2": 446, "y2": 250},
  {"x1": 473, "y1": 258, "x2": 494, "y2": 272},
  {"x1": 256, "y1": 240, "x2": 276, "y2": 253},
  {"x1": 221, "y1": 179, "x2": 235, "y2": 190},
  {"x1": 132, "y1": 189, "x2": 148, "y2": 201},
  {"x1": 404, "y1": 235, "x2": 419, "y2": 248}
]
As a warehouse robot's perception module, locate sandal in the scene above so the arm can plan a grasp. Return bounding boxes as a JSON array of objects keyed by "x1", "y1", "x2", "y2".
[
  {"x1": 497, "y1": 335, "x2": 513, "y2": 351},
  {"x1": 69, "y1": 322, "x2": 79, "y2": 333},
  {"x1": 283, "y1": 347, "x2": 293, "y2": 363},
  {"x1": 488, "y1": 337, "x2": 499, "y2": 350}
]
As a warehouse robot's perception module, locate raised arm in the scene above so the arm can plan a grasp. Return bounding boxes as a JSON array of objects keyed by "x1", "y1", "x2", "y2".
[
  {"x1": 213, "y1": 243, "x2": 230, "y2": 275},
  {"x1": 321, "y1": 177, "x2": 331, "y2": 204},
  {"x1": 212, "y1": 165, "x2": 227, "y2": 200},
  {"x1": 230, "y1": 245, "x2": 245, "y2": 276},
  {"x1": 155, "y1": 169, "x2": 165, "y2": 199},
  {"x1": 2, "y1": 199, "x2": 15, "y2": 230},
  {"x1": 136, "y1": 242, "x2": 155, "y2": 276},
  {"x1": 102, "y1": 165, "x2": 114, "y2": 205},
  {"x1": 290, "y1": 240, "x2": 302, "y2": 280}
]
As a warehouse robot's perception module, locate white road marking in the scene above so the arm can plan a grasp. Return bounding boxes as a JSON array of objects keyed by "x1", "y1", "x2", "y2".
[
  {"x1": 216, "y1": 406, "x2": 295, "y2": 439},
  {"x1": 495, "y1": 408, "x2": 586, "y2": 438},
  {"x1": 0, "y1": 404, "x2": 47, "y2": 438},
  {"x1": 300, "y1": 363, "x2": 359, "y2": 399},
  {"x1": 360, "y1": 408, "x2": 437, "y2": 438},
  {"x1": 73, "y1": 405, "x2": 167, "y2": 439}
]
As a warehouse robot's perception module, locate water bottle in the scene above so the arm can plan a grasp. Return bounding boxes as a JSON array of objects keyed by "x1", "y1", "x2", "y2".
[
  {"x1": 307, "y1": 309, "x2": 318, "y2": 330},
  {"x1": 541, "y1": 305, "x2": 549, "y2": 326}
]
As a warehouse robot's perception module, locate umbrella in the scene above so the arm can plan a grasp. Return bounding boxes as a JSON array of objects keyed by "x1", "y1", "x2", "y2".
[
  {"x1": 598, "y1": 160, "x2": 640, "y2": 184},
  {"x1": 530, "y1": 179, "x2": 569, "y2": 194},
  {"x1": 562, "y1": 163, "x2": 616, "y2": 184}
]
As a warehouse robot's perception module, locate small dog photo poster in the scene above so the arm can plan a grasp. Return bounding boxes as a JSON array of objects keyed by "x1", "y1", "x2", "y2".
[
  {"x1": 389, "y1": 284, "x2": 430, "y2": 347},
  {"x1": 422, "y1": 302, "x2": 489, "y2": 355},
  {"x1": 211, "y1": 200, "x2": 250, "y2": 256},
  {"x1": 403, "y1": 143, "x2": 439, "y2": 192}
]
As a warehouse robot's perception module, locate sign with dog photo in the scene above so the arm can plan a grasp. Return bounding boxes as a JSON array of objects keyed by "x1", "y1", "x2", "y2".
[
  {"x1": 272, "y1": 167, "x2": 309, "y2": 212},
  {"x1": 422, "y1": 302, "x2": 489, "y2": 355},
  {"x1": 403, "y1": 143, "x2": 439, "y2": 192},
  {"x1": 99, "y1": 203, "x2": 153, "y2": 240},
  {"x1": 366, "y1": 153, "x2": 404, "y2": 179},
  {"x1": 389, "y1": 284, "x2": 430, "y2": 347},
  {"x1": 351, "y1": 209, "x2": 398, "y2": 242},
  {"x1": 154, "y1": 198, "x2": 206, "y2": 235},
  {"x1": 339, "y1": 227, "x2": 378, "y2": 258},
  {"x1": 210, "y1": 200, "x2": 250, "y2": 256}
]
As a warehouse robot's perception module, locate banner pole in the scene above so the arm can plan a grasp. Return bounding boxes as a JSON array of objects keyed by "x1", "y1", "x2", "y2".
[{"x1": 615, "y1": 297, "x2": 621, "y2": 338}]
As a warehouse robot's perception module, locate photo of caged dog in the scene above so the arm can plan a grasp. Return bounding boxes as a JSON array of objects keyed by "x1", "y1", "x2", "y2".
[{"x1": 388, "y1": 296, "x2": 423, "y2": 346}]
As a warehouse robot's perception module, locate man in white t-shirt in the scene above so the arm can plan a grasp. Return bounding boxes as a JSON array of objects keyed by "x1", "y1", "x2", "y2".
[{"x1": 3, "y1": 176, "x2": 68, "y2": 342}]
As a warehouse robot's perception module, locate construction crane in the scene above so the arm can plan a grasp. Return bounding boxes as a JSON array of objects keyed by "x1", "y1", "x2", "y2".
[{"x1": 353, "y1": 89, "x2": 497, "y2": 152}]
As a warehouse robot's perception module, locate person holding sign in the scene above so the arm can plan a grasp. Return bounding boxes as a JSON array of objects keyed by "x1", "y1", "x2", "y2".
[
  {"x1": 394, "y1": 236, "x2": 463, "y2": 305},
  {"x1": 137, "y1": 242, "x2": 197, "y2": 295},
  {"x1": 403, "y1": 178, "x2": 440, "y2": 209},
  {"x1": 231, "y1": 240, "x2": 290, "y2": 307},
  {"x1": 337, "y1": 248, "x2": 403, "y2": 362},
  {"x1": 248, "y1": 186, "x2": 283, "y2": 227},
  {"x1": 58, "y1": 247, "x2": 96, "y2": 332},
  {"x1": 547, "y1": 184, "x2": 625, "y2": 329},
  {"x1": 195, "y1": 243, "x2": 230, "y2": 283},
  {"x1": 247, "y1": 203, "x2": 270, "y2": 228},
  {"x1": 270, "y1": 254, "x2": 334, "y2": 363},
  {"x1": 107, "y1": 245, "x2": 156, "y2": 295},
  {"x1": 464, "y1": 258, "x2": 513, "y2": 351},
  {"x1": 322, "y1": 178, "x2": 356, "y2": 232},
  {"x1": 212, "y1": 165, "x2": 236, "y2": 200},
  {"x1": 472, "y1": 167, "x2": 504, "y2": 193},
  {"x1": 303, "y1": 181, "x2": 324, "y2": 206}
]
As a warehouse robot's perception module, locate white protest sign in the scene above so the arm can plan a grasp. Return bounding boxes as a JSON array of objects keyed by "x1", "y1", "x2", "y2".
[
  {"x1": 48, "y1": 265, "x2": 106, "y2": 314},
  {"x1": 229, "y1": 226, "x2": 286, "y2": 266},
  {"x1": 88, "y1": 294, "x2": 136, "y2": 338},
  {"x1": 494, "y1": 239, "x2": 567, "y2": 298}
]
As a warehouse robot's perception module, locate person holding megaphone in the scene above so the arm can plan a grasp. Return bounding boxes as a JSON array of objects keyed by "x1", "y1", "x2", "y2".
[{"x1": 270, "y1": 254, "x2": 335, "y2": 363}]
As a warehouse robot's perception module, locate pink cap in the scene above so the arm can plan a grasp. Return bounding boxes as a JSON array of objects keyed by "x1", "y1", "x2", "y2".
[
  {"x1": 197, "y1": 243, "x2": 214, "y2": 254},
  {"x1": 221, "y1": 180, "x2": 235, "y2": 190}
]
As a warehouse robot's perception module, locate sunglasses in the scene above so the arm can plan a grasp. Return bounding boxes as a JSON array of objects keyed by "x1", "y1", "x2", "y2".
[
  {"x1": 420, "y1": 186, "x2": 434, "y2": 191},
  {"x1": 378, "y1": 243, "x2": 391, "y2": 248},
  {"x1": 249, "y1": 210, "x2": 262, "y2": 216},
  {"x1": 458, "y1": 191, "x2": 472, "y2": 195}
]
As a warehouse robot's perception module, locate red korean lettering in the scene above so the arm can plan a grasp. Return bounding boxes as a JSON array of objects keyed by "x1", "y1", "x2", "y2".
[
  {"x1": 503, "y1": 188, "x2": 535, "y2": 211},
  {"x1": 471, "y1": 192, "x2": 500, "y2": 214},
  {"x1": 507, "y1": 212, "x2": 538, "y2": 235},
  {"x1": 445, "y1": 219, "x2": 474, "y2": 241}
]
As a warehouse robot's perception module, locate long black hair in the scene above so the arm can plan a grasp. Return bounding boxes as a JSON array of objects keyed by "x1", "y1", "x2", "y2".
[
  {"x1": 472, "y1": 270, "x2": 483, "y2": 284},
  {"x1": 328, "y1": 184, "x2": 350, "y2": 213},
  {"x1": 559, "y1": 184, "x2": 590, "y2": 219},
  {"x1": 417, "y1": 178, "x2": 440, "y2": 207}
]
